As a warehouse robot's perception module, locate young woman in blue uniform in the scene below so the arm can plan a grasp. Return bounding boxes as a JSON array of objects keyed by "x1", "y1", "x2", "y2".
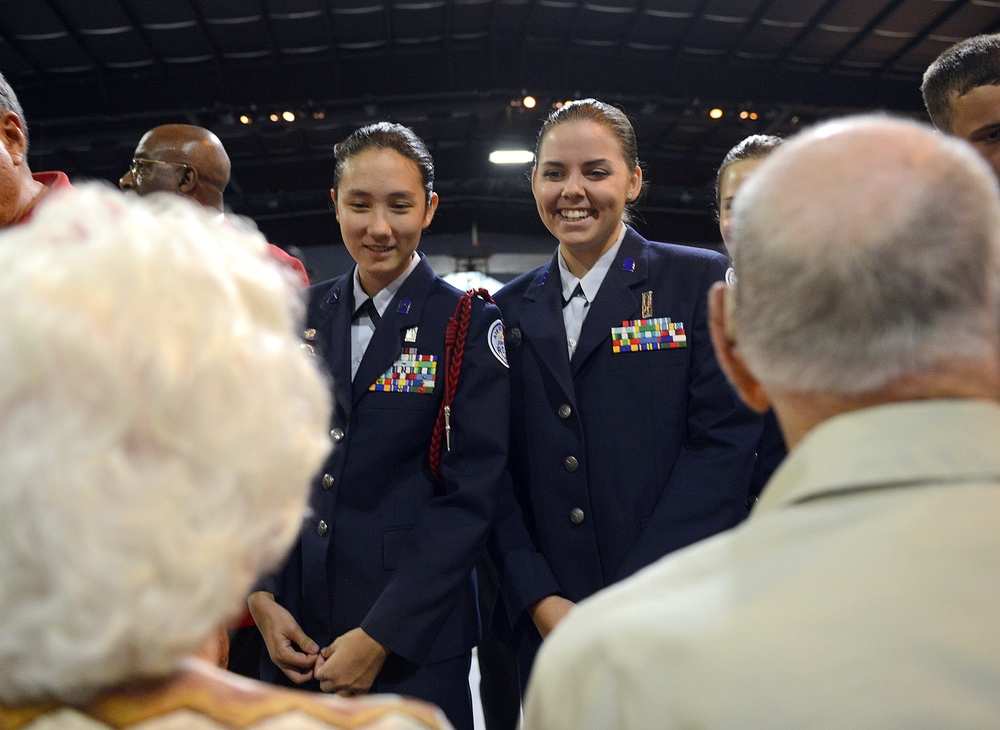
[
  {"x1": 249, "y1": 122, "x2": 510, "y2": 730},
  {"x1": 716, "y1": 134, "x2": 788, "y2": 502},
  {"x1": 490, "y1": 99, "x2": 763, "y2": 688}
]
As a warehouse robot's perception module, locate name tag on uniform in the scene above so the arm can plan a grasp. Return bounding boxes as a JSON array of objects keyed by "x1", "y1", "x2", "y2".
[
  {"x1": 369, "y1": 347, "x2": 438, "y2": 393},
  {"x1": 611, "y1": 317, "x2": 687, "y2": 353}
]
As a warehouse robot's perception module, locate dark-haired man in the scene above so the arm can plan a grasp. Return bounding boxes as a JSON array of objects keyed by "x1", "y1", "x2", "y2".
[{"x1": 922, "y1": 33, "x2": 1000, "y2": 179}]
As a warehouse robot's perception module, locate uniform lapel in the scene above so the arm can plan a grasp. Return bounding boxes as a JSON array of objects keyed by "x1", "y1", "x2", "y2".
[
  {"x1": 570, "y1": 228, "x2": 648, "y2": 375},
  {"x1": 312, "y1": 276, "x2": 355, "y2": 421},
  {"x1": 517, "y1": 254, "x2": 576, "y2": 403},
  {"x1": 351, "y1": 255, "x2": 433, "y2": 403}
]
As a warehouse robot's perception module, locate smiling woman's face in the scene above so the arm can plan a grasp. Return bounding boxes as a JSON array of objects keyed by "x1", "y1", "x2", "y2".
[
  {"x1": 331, "y1": 148, "x2": 438, "y2": 296},
  {"x1": 532, "y1": 119, "x2": 641, "y2": 275}
]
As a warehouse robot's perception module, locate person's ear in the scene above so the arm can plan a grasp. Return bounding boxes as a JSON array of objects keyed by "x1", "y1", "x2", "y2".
[
  {"x1": 627, "y1": 165, "x2": 642, "y2": 201},
  {"x1": 0, "y1": 112, "x2": 27, "y2": 165},
  {"x1": 422, "y1": 192, "x2": 438, "y2": 229},
  {"x1": 708, "y1": 281, "x2": 771, "y2": 413},
  {"x1": 177, "y1": 165, "x2": 198, "y2": 195},
  {"x1": 329, "y1": 188, "x2": 340, "y2": 222}
]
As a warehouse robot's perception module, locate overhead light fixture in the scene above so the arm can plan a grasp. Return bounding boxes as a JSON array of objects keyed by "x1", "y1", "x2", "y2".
[
  {"x1": 239, "y1": 114, "x2": 252, "y2": 125},
  {"x1": 749, "y1": 112, "x2": 759, "y2": 120},
  {"x1": 739, "y1": 110, "x2": 749, "y2": 120},
  {"x1": 489, "y1": 150, "x2": 535, "y2": 165},
  {"x1": 282, "y1": 110, "x2": 296, "y2": 122},
  {"x1": 523, "y1": 95, "x2": 537, "y2": 109},
  {"x1": 269, "y1": 113, "x2": 279, "y2": 122},
  {"x1": 709, "y1": 108, "x2": 724, "y2": 120}
]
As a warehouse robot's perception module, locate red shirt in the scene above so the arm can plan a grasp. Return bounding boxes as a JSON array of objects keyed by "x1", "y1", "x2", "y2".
[
  {"x1": 267, "y1": 243, "x2": 310, "y2": 288},
  {"x1": 18, "y1": 171, "x2": 73, "y2": 224}
]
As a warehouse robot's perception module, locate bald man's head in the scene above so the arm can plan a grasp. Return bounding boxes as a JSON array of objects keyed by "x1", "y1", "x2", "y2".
[
  {"x1": 727, "y1": 115, "x2": 1000, "y2": 396},
  {"x1": 120, "y1": 124, "x2": 231, "y2": 211}
]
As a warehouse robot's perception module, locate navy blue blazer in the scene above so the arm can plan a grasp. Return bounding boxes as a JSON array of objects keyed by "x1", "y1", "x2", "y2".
[
  {"x1": 264, "y1": 255, "x2": 510, "y2": 678},
  {"x1": 491, "y1": 227, "x2": 762, "y2": 637}
]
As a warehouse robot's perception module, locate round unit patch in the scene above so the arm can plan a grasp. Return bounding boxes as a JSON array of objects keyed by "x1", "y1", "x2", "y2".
[
  {"x1": 725, "y1": 267, "x2": 737, "y2": 285},
  {"x1": 488, "y1": 319, "x2": 508, "y2": 368}
]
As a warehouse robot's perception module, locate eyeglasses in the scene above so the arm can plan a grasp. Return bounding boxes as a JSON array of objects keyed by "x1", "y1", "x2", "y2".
[{"x1": 129, "y1": 157, "x2": 190, "y2": 182}]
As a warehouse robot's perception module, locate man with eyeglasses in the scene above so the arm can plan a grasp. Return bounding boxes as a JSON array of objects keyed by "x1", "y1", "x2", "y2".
[
  {"x1": 120, "y1": 123, "x2": 309, "y2": 679},
  {"x1": 0, "y1": 72, "x2": 73, "y2": 228},
  {"x1": 120, "y1": 123, "x2": 308, "y2": 287}
]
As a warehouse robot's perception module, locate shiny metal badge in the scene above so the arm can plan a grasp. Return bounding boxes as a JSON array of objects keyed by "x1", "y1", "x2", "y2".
[{"x1": 641, "y1": 291, "x2": 653, "y2": 319}]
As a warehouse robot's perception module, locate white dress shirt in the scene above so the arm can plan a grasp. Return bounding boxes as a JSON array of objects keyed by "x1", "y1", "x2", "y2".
[{"x1": 557, "y1": 223, "x2": 627, "y2": 359}]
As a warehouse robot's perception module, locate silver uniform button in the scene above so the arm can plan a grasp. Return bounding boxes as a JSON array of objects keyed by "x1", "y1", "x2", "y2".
[
  {"x1": 322, "y1": 474, "x2": 334, "y2": 489},
  {"x1": 564, "y1": 455, "x2": 579, "y2": 472},
  {"x1": 330, "y1": 428, "x2": 345, "y2": 442},
  {"x1": 569, "y1": 508, "x2": 585, "y2": 525},
  {"x1": 557, "y1": 403, "x2": 572, "y2": 419},
  {"x1": 317, "y1": 520, "x2": 329, "y2": 537}
]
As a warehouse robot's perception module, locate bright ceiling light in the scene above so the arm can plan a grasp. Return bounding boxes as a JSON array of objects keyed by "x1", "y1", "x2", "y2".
[
  {"x1": 239, "y1": 114, "x2": 252, "y2": 125},
  {"x1": 523, "y1": 95, "x2": 537, "y2": 109},
  {"x1": 489, "y1": 150, "x2": 535, "y2": 164},
  {"x1": 709, "y1": 108, "x2": 724, "y2": 119},
  {"x1": 282, "y1": 110, "x2": 296, "y2": 122}
]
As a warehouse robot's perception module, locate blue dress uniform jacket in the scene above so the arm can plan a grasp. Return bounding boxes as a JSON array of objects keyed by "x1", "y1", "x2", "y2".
[
  {"x1": 262, "y1": 255, "x2": 509, "y2": 719},
  {"x1": 491, "y1": 227, "x2": 762, "y2": 663}
]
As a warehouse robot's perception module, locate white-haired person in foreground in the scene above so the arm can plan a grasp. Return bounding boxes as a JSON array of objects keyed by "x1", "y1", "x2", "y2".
[
  {"x1": 0, "y1": 185, "x2": 451, "y2": 730},
  {"x1": 524, "y1": 115, "x2": 1000, "y2": 729}
]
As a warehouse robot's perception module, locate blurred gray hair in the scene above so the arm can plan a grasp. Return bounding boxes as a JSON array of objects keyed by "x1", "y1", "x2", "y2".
[
  {"x1": 0, "y1": 184, "x2": 332, "y2": 703},
  {"x1": 729, "y1": 114, "x2": 1000, "y2": 395},
  {"x1": 0, "y1": 71, "x2": 27, "y2": 148}
]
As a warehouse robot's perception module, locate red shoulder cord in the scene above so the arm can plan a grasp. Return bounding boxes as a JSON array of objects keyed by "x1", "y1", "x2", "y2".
[{"x1": 430, "y1": 288, "x2": 497, "y2": 484}]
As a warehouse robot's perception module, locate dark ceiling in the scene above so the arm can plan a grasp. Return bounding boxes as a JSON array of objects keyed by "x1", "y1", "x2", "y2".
[{"x1": 5, "y1": 0, "x2": 1000, "y2": 252}]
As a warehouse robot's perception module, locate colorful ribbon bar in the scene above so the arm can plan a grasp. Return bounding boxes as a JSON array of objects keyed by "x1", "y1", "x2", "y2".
[
  {"x1": 611, "y1": 317, "x2": 687, "y2": 353},
  {"x1": 370, "y1": 347, "x2": 438, "y2": 393}
]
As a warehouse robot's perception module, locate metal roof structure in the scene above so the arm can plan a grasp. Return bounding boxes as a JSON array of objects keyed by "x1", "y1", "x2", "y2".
[{"x1": 5, "y1": 0, "x2": 999, "y2": 251}]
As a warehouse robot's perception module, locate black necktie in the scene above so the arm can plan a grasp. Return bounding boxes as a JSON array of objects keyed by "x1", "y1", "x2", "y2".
[
  {"x1": 562, "y1": 283, "x2": 584, "y2": 308},
  {"x1": 352, "y1": 298, "x2": 381, "y2": 326}
]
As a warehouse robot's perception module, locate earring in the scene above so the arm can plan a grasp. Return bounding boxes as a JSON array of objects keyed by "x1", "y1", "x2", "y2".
[{"x1": 627, "y1": 194, "x2": 634, "y2": 201}]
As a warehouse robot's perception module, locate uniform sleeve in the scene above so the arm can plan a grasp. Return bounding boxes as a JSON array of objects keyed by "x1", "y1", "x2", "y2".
[
  {"x1": 359, "y1": 300, "x2": 510, "y2": 663},
  {"x1": 488, "y1": 471, "x2": 564, "y2": 631},
  {"x1": 616, "y1": 255, "x2": 762, "y2": 580},
  {"x1": 485, "y1": 293, "x2": 564, "y2": 630}
]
